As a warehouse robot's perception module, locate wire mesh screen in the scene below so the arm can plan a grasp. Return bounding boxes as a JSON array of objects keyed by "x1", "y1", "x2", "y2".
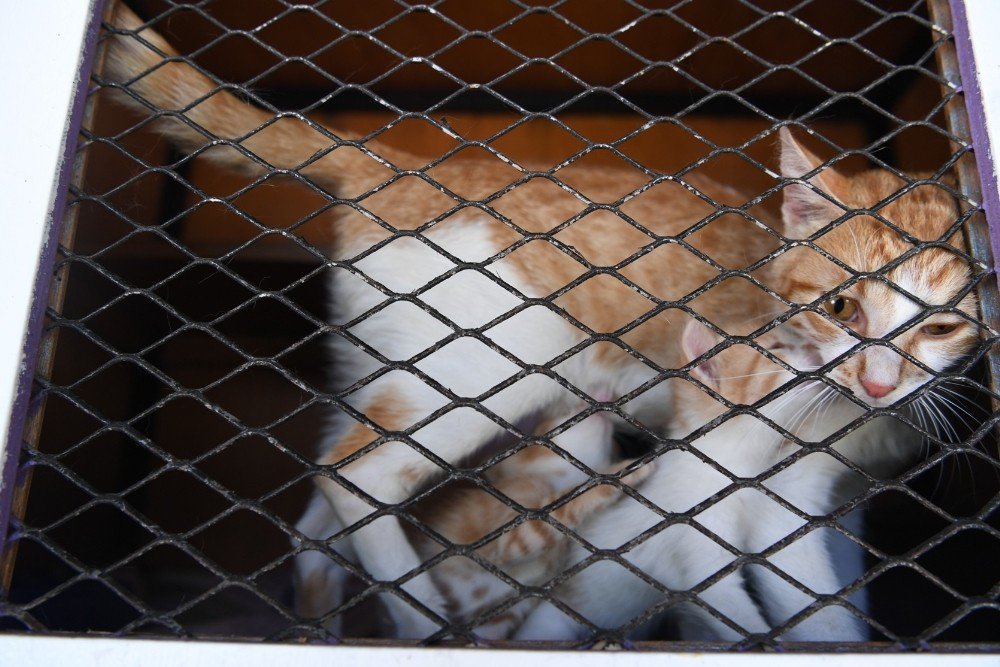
[{"x1": 2, "y1": 0, "x2": 999, "y2": 650}]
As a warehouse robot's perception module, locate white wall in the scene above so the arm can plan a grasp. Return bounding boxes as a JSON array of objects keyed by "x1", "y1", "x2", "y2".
[
  {"x1": 5, "y1": 634, "x2": 1000, "y2": 667},
  {"x1": 966, "y1": 0, "x2": 1000, "y2": 187},
  {"x1": 0, "y1": 1, "x2": 100, "y2": 510}
]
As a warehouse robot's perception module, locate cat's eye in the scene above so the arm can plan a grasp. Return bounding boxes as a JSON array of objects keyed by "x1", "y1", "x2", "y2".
[
  {"x1": 823, "y1": 296, "x2": 858, "y2": 322},
  {"x1": 921, "y1": 322, "x2": 961, "y2": 336}
]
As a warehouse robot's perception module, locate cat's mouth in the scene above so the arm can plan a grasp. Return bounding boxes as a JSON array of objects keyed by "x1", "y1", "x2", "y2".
[
  {"x1": 826, "y1": 367, "x2": 904, "y2": 409},
  {"x1": 848, "y1": 375, "x2": 936, "y2": 409}
]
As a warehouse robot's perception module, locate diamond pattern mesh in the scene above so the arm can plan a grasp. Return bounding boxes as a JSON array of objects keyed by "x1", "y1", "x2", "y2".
[{"x1": 1, "y1": 0, "x2": 999, "y2": 650}]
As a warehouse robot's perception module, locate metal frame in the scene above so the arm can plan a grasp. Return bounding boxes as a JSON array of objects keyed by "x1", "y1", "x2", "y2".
[{"x1": 1, "y1": 0, "x2": 1000, "y2": 663}]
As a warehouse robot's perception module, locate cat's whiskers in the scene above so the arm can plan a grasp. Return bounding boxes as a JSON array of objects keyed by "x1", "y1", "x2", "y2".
[
  {"x1": 845, "y1": 220, "x2": 866, "y2": 271},
  {"x1": 934, "y1": 384, "x2": 990, "y2": 420},
  {"x1": 929, "y1": 396, "x2": 964, "y2": 490},
  {"x1": 779, "y1": 381, "x2": 824, "y2": 470},
  {"x1": 909, "y1": 396, "x2": 948, "y2": 497},
  {"x1": 922, "y1": 394, "x2": 960, "y2": 443},
  {"x1": 913, "y1": 392, "x2": 971, "y2": 496},
  {"x1": 740, "y1": 310, "x2": 788, "y2": 326},
  {"x1": 767, "y1": 380, "x2": 831, "y2": 452},
  {"x1": 813, "y1": 385, "x2": 842, "y2": 442},
  {"x1": 928, "y1": 387, "x2": 989, "y2": 490},
  {"x1": 794, "y1": 385, "x2": 840, "y2": 443},
  {"x1": 935, "y1": 382, "x2": 994, "y2": 450},
  {"x1": 909, "y1": 399, "x2": 931, "y2": 456},
  {"x1": 761, "y1": 378, "x2": 823, "y2": 418},
  {"x1": 932, "y1": 392, "x2": 978, "y2": 434},
  {"x1": 933, "y1": 381, "x2": 993, "y2": 480},
  {"x1": 786, "y1": 381, "x2": 832, "y2": 431},
  {"x1": 767, "y1": 384, "x2": 834, "y2": 472},
  {"x1": 930, "y1": 396, "x2": 963, "y2": 442},
  {"x1": 726, "y1": 379, "x2": 818, "y2": 465},
  {"x1": 757, "y1": 379, "x2": 819, "y2": 422}
]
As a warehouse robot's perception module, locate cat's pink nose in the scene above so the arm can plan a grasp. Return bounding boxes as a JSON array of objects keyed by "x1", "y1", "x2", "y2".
[{"x1": 861, "y1": 380, "x2": 895, "y2": 399}]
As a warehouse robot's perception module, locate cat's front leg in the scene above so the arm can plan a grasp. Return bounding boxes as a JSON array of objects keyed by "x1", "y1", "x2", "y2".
[
  {"x1": 745, "y1": 559, "x2": 868, "y2": 642},
  {"x1": 736, "y1": 487, "x2": 868, "y2": 642},
  {"x1": 315, "y1": 452, "x2": 446, "y2": 638},
  {"x1": 748, "y1": 527, "x2": 869, "y2": 642}
]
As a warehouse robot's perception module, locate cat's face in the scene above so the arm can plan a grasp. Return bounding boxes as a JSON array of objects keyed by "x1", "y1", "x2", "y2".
[
  {"x1": 773, "y1": 129, "x2": 980, "y2": 408},
  {"x1": 674, "y1": 319, "x2": 820, "y2": 436}
]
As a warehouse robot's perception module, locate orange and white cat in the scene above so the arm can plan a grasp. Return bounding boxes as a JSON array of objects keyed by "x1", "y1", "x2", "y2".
[
  {"x1": 102, "y1": 3, "x2": 981, "y2": 640},
  {"x1": 296, "y1": 411, "x2": 649, "y2": 639},
  {"x1": 511, "y1": 151, "x2": 983, "y2": 640},
  {"x1": 515, "y1": 321, "x2": 865, "y2": 641}
]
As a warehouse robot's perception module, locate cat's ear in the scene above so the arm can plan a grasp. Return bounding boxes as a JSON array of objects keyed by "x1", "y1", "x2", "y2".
[
  {"x1": 682, "y1": 320, "x2": 722, "y2": 387},
  {"x1": 779, "y1": 127, "x2": 848, "y2": 239}
]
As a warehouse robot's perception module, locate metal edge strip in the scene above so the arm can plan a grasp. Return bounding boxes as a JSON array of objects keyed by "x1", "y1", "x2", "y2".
[{"x1": 0, "y1": 0, "x2": 109, "y2": 561}]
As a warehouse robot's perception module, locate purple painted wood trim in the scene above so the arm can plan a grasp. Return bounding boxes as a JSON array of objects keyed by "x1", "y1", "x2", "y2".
[
  {"x1": 0, "y1": 0, "x2": 108, "y2": 552},
  {"x1": 950, "y1": 0, "x2": 1000, "y2": 275}
]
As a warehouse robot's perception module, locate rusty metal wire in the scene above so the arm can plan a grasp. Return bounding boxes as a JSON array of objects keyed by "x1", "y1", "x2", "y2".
[{"x1": 1, "y1": 0, "x2": 999, "y2": 651}]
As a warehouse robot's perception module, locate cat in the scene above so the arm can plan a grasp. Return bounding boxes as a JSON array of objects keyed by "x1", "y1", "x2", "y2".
[
  {"x1": 509, "y1": 149, "x2": 985, "y2": 640},
  {"x1": 409, "y1": 439, "x2": 650, "y2": 641},
  {"x1": 296, "y1": 411, "x2": 650, "y2": 640},
  {"x1": 102, "y1": 3, "x2": 982, "y2": 640},
  {"x1": 514, "y1": 320, "x2": 869, "y2": 641}
]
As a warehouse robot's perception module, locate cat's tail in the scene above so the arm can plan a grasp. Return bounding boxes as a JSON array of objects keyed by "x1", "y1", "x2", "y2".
[{"x1": 101, "y1": 2, "x2": 388, "y2": 197}]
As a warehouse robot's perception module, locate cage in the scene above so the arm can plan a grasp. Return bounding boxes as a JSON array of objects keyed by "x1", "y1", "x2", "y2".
[{"x1": 1, "y1": 0, "x2": 999, "y2": 655}]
